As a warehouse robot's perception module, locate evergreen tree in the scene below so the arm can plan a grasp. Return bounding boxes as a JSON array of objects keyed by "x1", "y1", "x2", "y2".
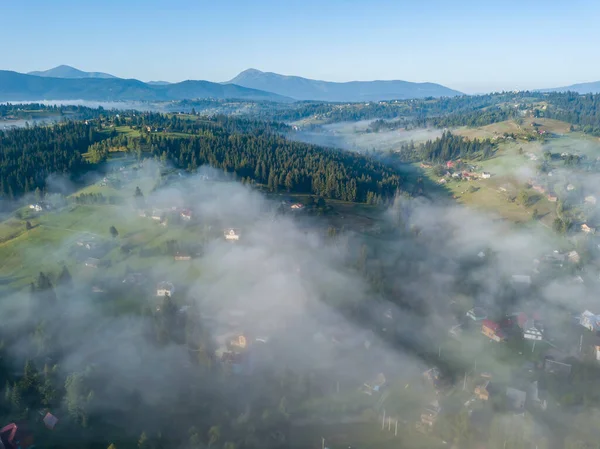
[
  {"x1": 58, "y1": 265, "x2": 72, "y2": 286},
  {"x1": 138, "y1": 432, "x2": 150, "y2": 449}
]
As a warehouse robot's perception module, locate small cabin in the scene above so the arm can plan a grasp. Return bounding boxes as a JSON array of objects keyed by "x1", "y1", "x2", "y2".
[
  {"x1": 156, "y1": 281, "x2": 175, "y2": 297},
  {"x1": 224, "y1": 229, "x2": 240, "y2": 241}
]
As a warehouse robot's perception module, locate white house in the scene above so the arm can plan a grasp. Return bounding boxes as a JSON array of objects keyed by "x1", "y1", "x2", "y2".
[
  {"x1": 466, "y1": 307, "x2": 487, "y2": 321},
  {"x1": 511, "y1": 275, "x2": 532, "y2": 285},
  {"x1": 481, "y1": 172, "x2": 491, "y2": 179},
  {"x1": 29, "y1": 204, "x2": 43, "y2": 212},
  {"x1": 224, "y1": 229, "x2": 240, "y2": 241},
  {"x1": 523, "y1": 324, "x2": 543, "y2": 341},
  {"x1": 157, "y1": 281, "x2": 175, "y2": 297},
  {"x1": 585, "y1": 195, "x2": 597, "y2": 205}
]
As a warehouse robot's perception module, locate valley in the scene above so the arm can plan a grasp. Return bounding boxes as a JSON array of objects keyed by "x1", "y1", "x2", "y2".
[{"x1": 2, "y1": 92, "x2": 600, "y2": 449}]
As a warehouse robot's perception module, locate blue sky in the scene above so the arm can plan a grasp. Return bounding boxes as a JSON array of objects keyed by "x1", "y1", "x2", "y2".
[{"x1": 1, "y1": 0, "x2": 599, "y2": 93}]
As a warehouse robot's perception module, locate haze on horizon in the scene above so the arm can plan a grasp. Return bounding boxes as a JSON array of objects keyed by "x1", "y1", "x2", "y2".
[{"x1": 2, "y1": 0, "x2": 600, "y2": 93}]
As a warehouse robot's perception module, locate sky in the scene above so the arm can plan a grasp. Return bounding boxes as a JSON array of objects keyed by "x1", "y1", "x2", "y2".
[{"x1": 2, "y1": 0, "x2": 600, "y2": 93}]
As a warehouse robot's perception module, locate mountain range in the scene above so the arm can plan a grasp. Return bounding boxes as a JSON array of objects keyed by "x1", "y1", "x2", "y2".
[
  {"x1": 0, "y1": 70, "x2": 290, "y2": 102},
  {"x1": 226, "y1": 68, "x2": 463, "y2": 101},
  {"x1": 539, "y1": 81, "x2": 600, "y2": 95},
  {"x1": 10, "y1": 65, "x2": 600, "y2": 102},
  {"x1": 2, "y1": 65, "x2": 466, "y2": 103}
]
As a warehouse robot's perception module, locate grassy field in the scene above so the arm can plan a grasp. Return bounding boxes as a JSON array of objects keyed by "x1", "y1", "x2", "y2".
[
  {"x1": 290, "y1": 421, "x2": 446, "y2": 449},
  {"x1": 454, "y1": 117, "x2": 572, "y2": 141},
  {"x1": 423, "y1": 122, "x2": 600, "y2": 227},
  {"x1": 0, "y1": 168, "x2": 386, "y2": 296}
]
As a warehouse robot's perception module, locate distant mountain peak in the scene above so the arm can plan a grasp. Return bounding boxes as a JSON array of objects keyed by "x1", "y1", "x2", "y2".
[
  {"x1": 226, "y1": 69, "x2": 462, "y2": 101},
  {"x1": 28, "y1": 65, "x2": 118, "y2": 80}
]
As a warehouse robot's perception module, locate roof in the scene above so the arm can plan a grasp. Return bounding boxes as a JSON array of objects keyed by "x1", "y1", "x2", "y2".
[
  {"x1": 157, "y1": 281, "x2": 174, "y2": 290},
  {"x1": 482, "y1": 319, "x2": 501, "y2": 332},
  {"x1": 43, "y1": 413, "x2": 58, "y2": 430}
]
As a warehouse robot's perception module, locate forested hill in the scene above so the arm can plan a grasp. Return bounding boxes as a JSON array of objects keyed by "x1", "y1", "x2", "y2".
[
  {"x1": 91, "y1": 114, "x2": 402, "y2": 203},
  {"x1": 0, "y1": 122, "x2": 98, "y2": 198},
  {"x1": 0, "y1": 112, "x2": 401, "y2": 203}
]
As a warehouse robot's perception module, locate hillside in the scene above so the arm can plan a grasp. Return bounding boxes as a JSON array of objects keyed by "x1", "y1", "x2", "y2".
[
  {"x1": 28, "y1": 64, "x2": 117, "y2": 79},
  {"x1": 226, "y1": 68, "x2": 463, "y2": 102},
  {"x1": 0, "y1": 71, "x2": 291, "y2": 102},
  {"x1": 540, "y1": 80, "x2": 600, "y2": 94}
]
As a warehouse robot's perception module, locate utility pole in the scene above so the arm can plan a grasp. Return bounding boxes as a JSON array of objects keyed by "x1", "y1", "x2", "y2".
[
  {"x1": 438, "y1": 344, "x2": 442, "y2": 358},
  {"x1": 388, "y1": 417, "x2": 391, "y2": 431},
  {"x1": 580, "y1": 334, "x2": 583, "y2": 354},
  {"x1": 463, "y1": 372, "x2": 467, "y2": 391},
  {"x1": 395, "y1": 419, "x2": 398, "y2": 436},
  {"x1": 322, "y1": 437, "x2": 325, "y2": 449},
  {"x1": 532, "y1": 340, "x2": 536, "y2": 353},
  {"x1": 382, "y1": 410, "x2": 386, "y2": 430}
]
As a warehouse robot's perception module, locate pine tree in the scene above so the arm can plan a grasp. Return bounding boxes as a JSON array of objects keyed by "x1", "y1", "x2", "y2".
[
  {"x1": 4, "y1": 381, "x2": 11, "y2": 402},
  {"x1": 138, "y1": 432, "x2": 150, "y2": 449},
  {"x1": 58, "y1": 265, "x2": 72, "y2": 286},
  {"x1": 11, "y1": 382, "x2": 22, "y2": 410}
]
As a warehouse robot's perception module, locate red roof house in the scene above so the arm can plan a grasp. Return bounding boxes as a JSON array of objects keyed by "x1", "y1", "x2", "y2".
[{"x1": 482, "y1": 319, "x2": 506, "y2": 342}]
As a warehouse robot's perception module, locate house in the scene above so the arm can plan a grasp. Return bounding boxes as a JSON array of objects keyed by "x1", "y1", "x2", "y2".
[
  {"x1": 438, "y1": 178, "x2": 447, "y2": 185},
  {"x1": 511, "y1": 274, "x2": 531, "y2": 285},
  {"x1": 422, "y1": 367, "x2": 441, "y2": 386},
  {"x1": 544, "y1": 251, "x2": 566, "y2": 264},
  {"x1": 581, "y1": 224, "x2": 595, "y2": 234},
  {"x1": 567, "y1": 184, "x2": 575, "y2": 191},
  {"x1": 29, "y1": 204, "x2": 43, "y2": 212},
  {"x1": 151, "y1": 209, "x2": 163, "y2": 221},
  {"x1": 156, "y1": 281, "x2": 175, "y2": 297},
  {"x1": 420, "y1": 400, "x2": 441, "y2": 427},
  {"x1": 224, "y1": 228, "x2": 240, "y2": 241},
  {"x1": 43, "y1": 413, "x2": 58, "y2": 430},
  {"x1": 532, "y1": 185, "x2": 546, "y2": 194},
  {"x1": 446, "y1": 161, "x2": 455, "y2": 169},
  {"x1": 475, "y1": 380, "x2": 491, "y2": 400},
  {"x1": 84, "y1": 258, "x2": 100, "y2": 268},
  {"x1": 579, "y1": 310, "x2": 600, "y2": 332},
  {"x1": 123, "y1": 272, "x2": 144, "y2": 285},
  {"x1": 229, "y1": 334, "x2": 247, "y2": 349},
  {"x1": 506, "y1": 387, "x2": 526, "y2": 411},
  {"x1": 523, "y1": 325, "x2": 543, "y2": 341},
  {"x1": 585, "y1": 195, "x2": 597, "y2": 205},
  {"x1": 77, "y1": 238, "x2": 97, "y2": 250},
  {"x1": 361, "y1": 373, "x2": 386, "y2": 395},
  {"x1": 452, "y1": 172, "x2": 462, "y2": 179},
  {"x1": 180, "y1": 209, "x2": 192, "y2": 221},
  {"x1": 481, "y1": 172, "x2": 492, "y2": 179},
  {"x1": 290, "y1": 203, "x2": 304, "y2": 210},
  {"x1": 568, "y1": 251, "x2": 581, "y2": 264},
  {"x1": 481, "y1": 320, "x2": 506, "y2": 342},
  {"x1": 547, "y1": 194, "x2": 558, "y2": 202},
  {"x1": 174, "y1": 253, "x2": 191, "y2": 261},
  {"x1": 467, "y1": 307, "x2": 487, "y2": 321},
  {"x1": 449, "y1": 324, "x2": 463, "y2": 339}
]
